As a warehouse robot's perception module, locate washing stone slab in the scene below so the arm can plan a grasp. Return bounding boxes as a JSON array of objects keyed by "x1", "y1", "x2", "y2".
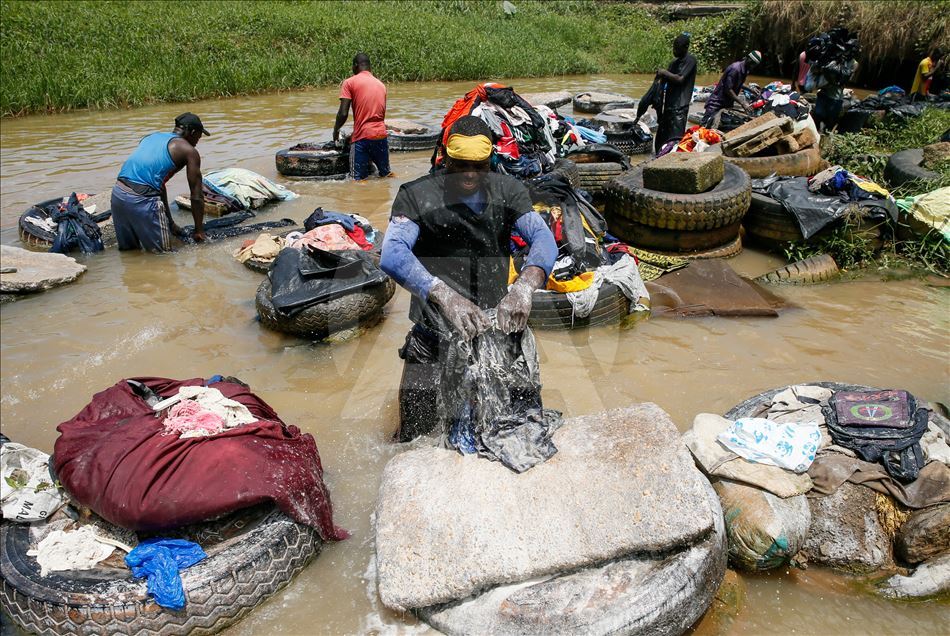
[
  {"x1": 375, "y1": 404, "x2": 714, "y2": 612},
  {"x1": 0, "y1": 245, "x2": 86, "y2": 294}
]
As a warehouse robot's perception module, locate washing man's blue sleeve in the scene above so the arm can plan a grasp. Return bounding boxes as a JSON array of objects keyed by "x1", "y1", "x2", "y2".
[
  {"x1": 379, "y1": 217, "x2": 436, "y2": 301},
  {"x1": 514, "y1": 212, "x2": 557, "y2": 278}
]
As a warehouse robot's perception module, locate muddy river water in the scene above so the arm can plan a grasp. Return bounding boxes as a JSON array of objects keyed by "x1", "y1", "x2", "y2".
[{"x1": 1, "y1": 74, "x2": 948, "y2": 634}]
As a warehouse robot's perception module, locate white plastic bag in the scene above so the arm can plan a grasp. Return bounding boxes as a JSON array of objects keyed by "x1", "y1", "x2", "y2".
[{"x1": 1, "y1": 443, "x2": 65, "y2": 522}]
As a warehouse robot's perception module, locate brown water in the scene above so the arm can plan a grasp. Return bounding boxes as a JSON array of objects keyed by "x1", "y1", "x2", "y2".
[{"x1": 1, "y1": 74, "x2": 948, "y2": 635}]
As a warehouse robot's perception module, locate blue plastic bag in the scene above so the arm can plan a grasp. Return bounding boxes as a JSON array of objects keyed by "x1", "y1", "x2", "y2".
[{"x1": 125, "y1": 538, "x2": 207, "y2": 610}]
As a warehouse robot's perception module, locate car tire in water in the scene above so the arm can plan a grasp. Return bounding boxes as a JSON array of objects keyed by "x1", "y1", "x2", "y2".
[
  {"x1": 256, "y1": 278, "x2": 395, "y2": 339},
  {"x1": 388, "y1": 130, "x2": 441, "y2": 152},
  {"x1": 527, "y1": 282, "x2": 630, "y2": 330},
  {"x1": 0, "y1": 506, "x2": 321, "y2": 636},
  {"x1": 604, "y1": 162, "x2": 751, "y2": 231},
  {"x1": 275, "y1": 146, "x2": 349, "y2": 178}
]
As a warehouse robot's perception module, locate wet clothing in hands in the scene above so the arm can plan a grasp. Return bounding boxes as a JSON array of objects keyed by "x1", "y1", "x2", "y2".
[{"x1": 656, "y1": 53, "x2": 697, "y2": 153}]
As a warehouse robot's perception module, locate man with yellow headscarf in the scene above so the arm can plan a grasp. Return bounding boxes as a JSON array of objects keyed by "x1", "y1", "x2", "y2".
[{"x1": 380, "y1": 116, "x2": 557, "y2": 442}]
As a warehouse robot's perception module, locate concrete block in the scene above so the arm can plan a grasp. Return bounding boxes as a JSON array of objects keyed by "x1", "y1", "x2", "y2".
[{"x1": 642, "y1": 152, "x2": 725, "y2": 193}]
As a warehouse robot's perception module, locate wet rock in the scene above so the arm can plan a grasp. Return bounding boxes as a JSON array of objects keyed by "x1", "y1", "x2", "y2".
[
  {"x1": 714, "y1": 479, "x2": 810, "y2": 571},
  {"x1": 418, "y1": 481, "x2": 727, "y2": 636},
  {"x1": 880, "y1": 552, "x2": 950, "y2": 599},
  {"x1": 896, "y1": 504, "x2": 950, "y2": 564},
  {"x1": 375, "y1": 404, "x2": 714, "y2": 611},
  {"x1": 801, "y1": 483, "x2": 894, "y2": 574},
  {"x1": 521, "y1": 90, "x2": 572, "y2": 109},
  {"x1": 0, "y1": 245, "x2": 85, "y2": 294}
]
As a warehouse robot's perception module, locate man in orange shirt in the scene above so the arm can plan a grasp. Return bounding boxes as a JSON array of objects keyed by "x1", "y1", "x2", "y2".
[{"x1": 333, "y1": 53, "x2": 391, "y2": 180}]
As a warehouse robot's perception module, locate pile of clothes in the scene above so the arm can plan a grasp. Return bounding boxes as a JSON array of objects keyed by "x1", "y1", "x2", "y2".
[
  {"x1": 22, "y1": 192, "x2": 107, "y2": 254},
  {"x1": 232, "y1": 207, "x2": 377, "y2": 265},
  {"x1": 436, "y1": 82, "x2": 620, "y2": 179},
  {"x1": 199, "y1": 168, "x2": 298, "y2": 213},
  {"x1": 747, "y1": 81, "x2": 811, "y2": 121},
  {"x1": 753, "y1": 166, "x2": 897, "y2": 239},
  {"x1": 657, "y1": 125, "x2": 723, "y2": 156},
  {"x1": 803, "y1": 27, "x2": 860, "y2": 93},
  {"x1": 849, "y1": 89, "x2": 927, "y2": 122},
  {"x1": 510, "y1": 175, "x2": 650, "y2": 317}
]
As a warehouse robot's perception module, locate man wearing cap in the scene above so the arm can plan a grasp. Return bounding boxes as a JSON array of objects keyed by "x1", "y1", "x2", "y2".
[
  {"x1": 379, "y1": 116, "x2": 557, "y2": 442},
  {"x1": 701, "y1": 51, "x2": 762, "y2": 128},
  {"x1": 111, "y1": 113, "x2": 208, "y2": 252},
  {"x1": 653, "y1": 33, "x2": 698, "y2": 153},
  {"x1": 332, "y1": 53, "x2": 391, "y2": 181}
]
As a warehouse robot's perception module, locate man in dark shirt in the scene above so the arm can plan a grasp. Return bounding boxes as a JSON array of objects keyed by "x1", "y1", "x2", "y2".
[
  {"x1": 701, "y1": 51, "x2": 762, "y2": 128},
  {"x1": 379, "y1": 116, "x2": 557, "y2": 442},
  {"x1": 653, "y1": 33, "x2": 697, "y2": 153}
]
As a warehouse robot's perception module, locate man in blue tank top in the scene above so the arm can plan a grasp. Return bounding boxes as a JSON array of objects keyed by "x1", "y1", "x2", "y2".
[{"x1": 111, "y1": 113, "x2": 209, "y2": 251}]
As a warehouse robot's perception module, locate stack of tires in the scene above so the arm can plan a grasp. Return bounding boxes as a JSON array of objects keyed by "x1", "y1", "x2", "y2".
[{"x1": 604, "y1": 157, "x2": 751, "y2": 259}]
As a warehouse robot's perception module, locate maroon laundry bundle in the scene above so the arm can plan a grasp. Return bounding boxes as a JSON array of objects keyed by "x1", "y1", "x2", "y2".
[{"x1": 53, "y1": 377, "x2": 348, "y2": 540}]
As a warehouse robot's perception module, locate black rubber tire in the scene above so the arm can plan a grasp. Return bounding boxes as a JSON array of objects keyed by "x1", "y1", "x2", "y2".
[
  {"x1": 275, "y1": 146, "x2": 349, "y2": 177},
  {"x1": 604, "y1": 162, "x2": 751, "y2": 231},
  {"x1": 1, "y1": 506, "x2": 321, "y2": 636},
  {"x1": 722, "y1": 147, "x2": 823, "y2": 178},
  {"x1": 419, "y1": 480, "x2": 726, "y2": 636},
  {"x1": 725, "y1": 382, "x2": 874, "y2": 421},
  {"x1": 604, "y1": 132, "x2": 653, "y2": 155},
  {"x1": 645, "y1": 235, "x2": 743, "y2": 260},
  {"x1": 743, "y1": 192, "x2": 803, "y2": 245},
  {"x1": 754, "y1": 254, "x2": 840, "y2": 285},
  {"x1": 528, "y1": 282, "x2": 630, "y2": 330},
  {"x1": 550, "y1": 158, "x2": 581, "y2": 190},
  {"x1": 606, "y1": 212, "x2": 742, "y2": 252},
  {"x1": 18, "y1": 197, "x2": 117, "y2": 251},
  {"x1": 884, "y1": 149, "x2": 939, "y2": 188},
  {"x1": 573, "y1": 92, "x2": 636, "y2": 114},
  {"x1": 256, "y1": 277, "x2": 395, "y2": 339},
  {"x1": 388, "y1": 130, "x2": 440, "y2": 152},
  {"x1": 576, "y1": 162, "x2": 625, "y2": 196},
  {"x1": 744, "y1": 192, "x2": 885, "y2": 252},
  {"x1": 244, "y1": 257, "x2": 273, "y2": 274}
]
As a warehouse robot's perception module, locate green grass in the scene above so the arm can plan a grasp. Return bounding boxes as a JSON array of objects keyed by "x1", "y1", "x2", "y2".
[
  {"x1": 793, "y1": 108, "x2": 950, "y2": 275},
  {"x1": 0, "y1": 0, "x2": 751, "y2": 117}
]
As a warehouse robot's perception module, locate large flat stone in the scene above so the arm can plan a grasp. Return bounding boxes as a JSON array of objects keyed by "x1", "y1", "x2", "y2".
[
  {"x1": 417, "y1": 481, "x2": 726, "y2": 636},
  {"x1": 0, "y1": 245, "x2": 86, "y2": 294},
  {"x1": 521, "y1": 90, "x2": 572, "y2": 109},
  {"x1": 375, "y1": 404, "x2": 714, "y2": 611},
  {"x1": 642, "y1": 152, "x2": 724, "y2": 194}
]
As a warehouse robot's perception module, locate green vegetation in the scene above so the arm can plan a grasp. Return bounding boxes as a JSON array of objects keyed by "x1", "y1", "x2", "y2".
[
  {"x1": 790, "y1": 108, "x2": 950, "y2": 275},
  {"x1": 0, "y1": 0, "x2": 749, "y2": 117}
]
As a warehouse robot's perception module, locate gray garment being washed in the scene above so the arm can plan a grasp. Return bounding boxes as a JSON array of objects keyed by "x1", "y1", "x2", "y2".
[{"x1": 439, "y1": 316, "x2": 562, "y2": 473}]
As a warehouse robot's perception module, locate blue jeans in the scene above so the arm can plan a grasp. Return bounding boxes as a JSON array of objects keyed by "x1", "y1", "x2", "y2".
[{"x1": 351, "y1": 137, "x2": 391, "y2": 180}]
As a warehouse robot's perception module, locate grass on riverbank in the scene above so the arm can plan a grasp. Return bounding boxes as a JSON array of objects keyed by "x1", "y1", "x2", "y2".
[
  {"x1": 0, "y1": 0, "x2": 740, "y2": 117},
  {"x1": 792, "y1": 108, "x2": 950, "y2": 274}
]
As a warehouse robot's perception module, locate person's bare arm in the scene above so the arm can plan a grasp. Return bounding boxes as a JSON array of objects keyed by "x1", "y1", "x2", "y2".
[
  {"x1": 333, "y1": 98, "x2": 351, "y2": 143},
  {"x1": 729, "y1": 88, "x2": 749, "y2": 111},
  {"x1": 184, "y1": 148, "x2": 204, "y2": 241},
  {"x1": 159, "y1": 185, "x2": 181, "y2": 236}
]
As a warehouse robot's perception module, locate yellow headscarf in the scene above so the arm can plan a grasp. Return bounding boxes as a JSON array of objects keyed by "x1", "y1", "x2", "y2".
[{"x1": 446, "y1": 133, "x2": 492, "y2": 161}]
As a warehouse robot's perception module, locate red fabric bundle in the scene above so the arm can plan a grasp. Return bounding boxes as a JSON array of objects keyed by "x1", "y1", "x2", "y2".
[{"x1": 53, "y1": 377, "x2": 348, "y2": 540}]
